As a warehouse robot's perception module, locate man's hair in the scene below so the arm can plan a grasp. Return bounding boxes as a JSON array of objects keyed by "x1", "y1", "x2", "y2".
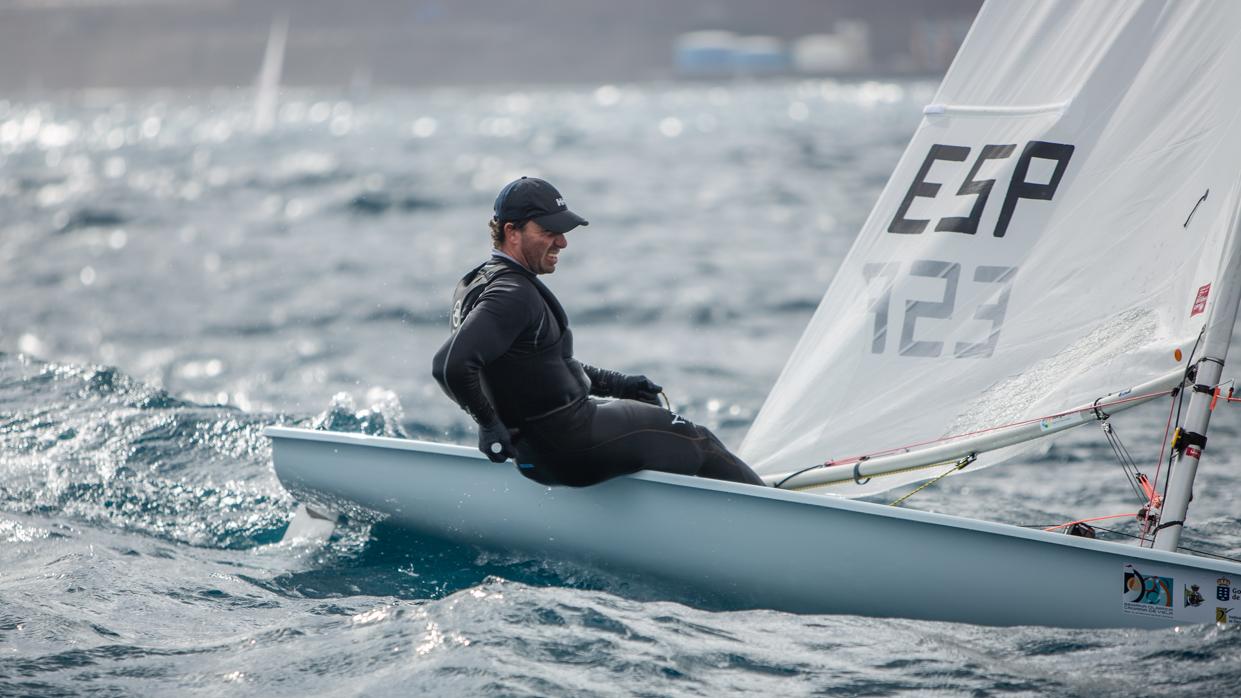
[{"x1": 489, "y1": 217, "x2": 529, "y2": 248}]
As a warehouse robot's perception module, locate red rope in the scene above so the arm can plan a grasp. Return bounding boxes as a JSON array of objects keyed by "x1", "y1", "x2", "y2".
[
  {"x1": 1213, "y1": 382, "x2": 1237, "y2": 409},
  {"x1": 1043, "y1": 512, "x2": 1138, "y2": 532},
  {"x1": 1138, "y1": 474, "x2": 1162, "y2": 507},
  {"x1": 1147, "y1": 395, "x2": 1177, "y2": 517}
]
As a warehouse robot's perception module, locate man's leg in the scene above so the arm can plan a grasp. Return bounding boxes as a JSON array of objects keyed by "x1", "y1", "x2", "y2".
[
  {"x1": 580, "y1": 399, "x2": 766, "y2": 486},
  {"x1": 693, "y1": 430, "x2": 768, "y2": 486}
]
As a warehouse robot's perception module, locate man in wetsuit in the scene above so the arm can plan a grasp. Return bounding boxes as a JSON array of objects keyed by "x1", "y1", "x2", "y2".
[{"x1": 431, "y1": 176, "x2": 765, "y2": 488}]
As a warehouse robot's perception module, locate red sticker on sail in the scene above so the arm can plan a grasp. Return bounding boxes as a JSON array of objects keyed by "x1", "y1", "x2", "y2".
[{"x1": 1192, "y1": 284, "x2": 1211, "y2": 316}]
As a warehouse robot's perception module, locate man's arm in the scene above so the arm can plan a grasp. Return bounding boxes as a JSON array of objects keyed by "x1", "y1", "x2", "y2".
[
  {"x1": 432, "y1": 280, "x2": 533, "y2": 428},
  {"x1": 581, "y1": 363, "x2": 663, "y2": 406}
]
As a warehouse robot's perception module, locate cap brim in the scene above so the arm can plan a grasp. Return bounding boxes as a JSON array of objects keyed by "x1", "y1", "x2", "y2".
[{"x1": 535, "y1": 209, "x2": 589, "y2": 234}]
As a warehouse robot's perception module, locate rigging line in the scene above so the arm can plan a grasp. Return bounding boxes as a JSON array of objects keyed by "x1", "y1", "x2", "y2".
[
  {"x1": 1099, "y1": 421, "x2": 1138, "y2": 483},
  {"x1": 774, "y1": 459, "x2": 848, "y2": 490},
  {"x1": 1145, "y1": 367, "x2": 1193, "y2": 539},
  {"x1": 1157, "y1": 332, "x2": 1204, "y2": 497},
  {"x1": 1112, "y1": 427, "x2": 1139, "y2": 474},
  {"x1": 1103, "y1": 430, "x2": 1140, "y2": 501},
  {"x1": 1207, "y1": 378, "x2": 1235, "y2": 410},
  {"x1": 888, "y1": 453, "x2": 976, "y2": 507},
  {"x1": 1157, "y1": 328, "x2": 1205, "y2": 520},
  {"x1": 1141, "y1": 393, "x2": 1179, "y2": 539},
  {"x1": 1101, "y1": 421, "x2": 1146, "y2": 504},
  {"x1": 1020, "y1": 523, "x2": 1138, "y2": 535},
  {"x1": 1042, "y1": 512, "x2": 1138, "y2": 532},
  {"x1": 1173, "y1": 545, "x2": 1241, "y2": 564},
  {"x1": 1017, "y1": 524, "x2": 1241, "y2": 564},
  {"x1": 1150, "y1": 392, "x2": 1178, "y2": 494},
  {"x1": 1115, "y1": 438, "x2": 1143, "y2": 499}
]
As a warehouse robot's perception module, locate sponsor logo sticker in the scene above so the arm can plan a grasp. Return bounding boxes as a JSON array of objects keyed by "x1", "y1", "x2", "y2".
[
  {"x1": 1185, "y1": 584, "x2": 1205, "y2": 608},
  {"x1": 451, "y1": 299, "x2": 464, "y2": 328},
  {"x1": 1192, "y1": 283, "x2": 1211, "y2": 316},
  {"x1": 1123, "y1": 564, "x2": 1174, "y2": 617},
  {"x1": 1040, "y1": 412, "x2": 1081, "y2": 432}
]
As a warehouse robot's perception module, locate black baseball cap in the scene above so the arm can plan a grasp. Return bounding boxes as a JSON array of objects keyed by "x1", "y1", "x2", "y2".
[{"x1": 493, "y1": 177, "x2": 589, "y2": 234}]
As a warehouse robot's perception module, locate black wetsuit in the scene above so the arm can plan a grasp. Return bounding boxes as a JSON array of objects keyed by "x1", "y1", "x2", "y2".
[{"x1": 431, "y1": 255, "x2": 765, "y2": 488}]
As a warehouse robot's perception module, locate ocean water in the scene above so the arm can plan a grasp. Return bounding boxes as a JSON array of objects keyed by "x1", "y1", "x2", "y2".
[{"x1": 2, "y1": 80, "x2": 1241, "y2": 696}]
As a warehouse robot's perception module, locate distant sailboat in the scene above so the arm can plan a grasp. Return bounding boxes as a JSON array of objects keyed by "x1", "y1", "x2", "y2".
[{"x1": 254, "y1": 13, "x2": 288, "y2": 134}]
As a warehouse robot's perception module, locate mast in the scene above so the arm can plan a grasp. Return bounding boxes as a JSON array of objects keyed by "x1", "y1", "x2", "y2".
[{"x1": 1153, "y1": 193, "x2": 1241, "y2": 551}]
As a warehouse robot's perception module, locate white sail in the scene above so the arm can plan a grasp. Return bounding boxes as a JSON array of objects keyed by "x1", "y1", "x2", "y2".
[
  {"x1": 742, "y1": 0, "x2": 1241, "y2": 495},
  {"x1": 254, "y1": 14, "x2": 288, "y2": 135}
]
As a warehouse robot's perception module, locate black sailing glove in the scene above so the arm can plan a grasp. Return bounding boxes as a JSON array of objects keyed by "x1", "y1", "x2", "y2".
[
  {"x1": 618, "y1": 374, "x2": 663, "y2": 406},
  {"x1": 478, "y1": 419, "x2": 518, "y2": 463}
]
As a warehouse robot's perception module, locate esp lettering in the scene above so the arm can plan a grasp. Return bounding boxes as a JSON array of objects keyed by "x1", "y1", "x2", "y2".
[{"x1": 888, "y1": 140, "x2": 1074, "y2": 238}]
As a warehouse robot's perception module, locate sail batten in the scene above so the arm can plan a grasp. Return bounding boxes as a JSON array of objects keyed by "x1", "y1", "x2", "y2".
[
  {"x1": 924, "y1": 102, "x2": 1070, "y2": 116},
  {"x1": 743, "y1": 0, "x2": 1241, "y2": 497}
]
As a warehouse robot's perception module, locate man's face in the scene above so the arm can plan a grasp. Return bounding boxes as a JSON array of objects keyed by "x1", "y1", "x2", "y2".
[{"x1": 510, "y1": 221, "x2": 568, "y2": 274}]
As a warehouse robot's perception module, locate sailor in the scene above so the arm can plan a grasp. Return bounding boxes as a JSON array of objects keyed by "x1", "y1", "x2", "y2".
[{"x1": 431, "y1": 176, "x2": 766, "y2": 488}]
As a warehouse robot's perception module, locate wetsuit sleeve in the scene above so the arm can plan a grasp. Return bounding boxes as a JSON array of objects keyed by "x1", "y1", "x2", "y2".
[
  {"x1": 432, "y1": 279, "x2": 535, "y2": 426},
  {"x1": 581, "y1": 364, "x2": 625, "y2": 397},
  {"x1": 581, "y1": 364, "x2": 663, "y2": 405}
]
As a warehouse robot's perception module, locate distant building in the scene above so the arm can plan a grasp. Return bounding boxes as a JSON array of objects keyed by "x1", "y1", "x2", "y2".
[
  {"x1": 674, "y1": 32, "x2": 792, "y2": 78},
  {"x1": 673, "y1": 15, "x2": 967, "y2": 80},
  {"x1": 674, "y1": 31, "x2": 739, "y2": 77},
  {"x1": 733, "y1": 36, "x2": 789, "y2": 76},
  {"x1": 792, "y1": 21, "x2": 871, "y2": 75}
]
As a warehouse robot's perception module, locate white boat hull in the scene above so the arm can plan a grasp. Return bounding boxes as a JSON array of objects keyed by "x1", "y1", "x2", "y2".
[{"x1": 268, "y1": 426, "x2": 1241, "y2": 628}]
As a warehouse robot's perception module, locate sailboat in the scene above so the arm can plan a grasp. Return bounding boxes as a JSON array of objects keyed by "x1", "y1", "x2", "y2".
[
  {"x1": 253, "y1": 13, "x2": 288, "y2": 135},
  {"x1": 266, "y1": 0, "x2": 1241, "y2": 628}
]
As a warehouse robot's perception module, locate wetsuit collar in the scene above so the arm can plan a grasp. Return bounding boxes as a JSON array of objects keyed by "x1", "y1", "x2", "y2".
[
  {"x1": 489, "y1": 250, "x2": 567, "y2": 333},
  {"x1": 491, "y1": 249, "x2": 532, "y2": 273}
]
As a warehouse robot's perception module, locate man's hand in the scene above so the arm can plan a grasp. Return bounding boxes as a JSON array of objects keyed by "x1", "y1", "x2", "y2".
[
  {"x1": 618, "y1": 374, "x2": 663, "y2": 406},
  {"x1": 478, "y1": 419, "x2": 518, "y2": 463}
]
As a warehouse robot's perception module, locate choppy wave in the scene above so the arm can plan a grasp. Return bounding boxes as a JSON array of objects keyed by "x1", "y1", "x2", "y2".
[{"x1": 0, "y1": 353, "x2": 288, "y2": 549}]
